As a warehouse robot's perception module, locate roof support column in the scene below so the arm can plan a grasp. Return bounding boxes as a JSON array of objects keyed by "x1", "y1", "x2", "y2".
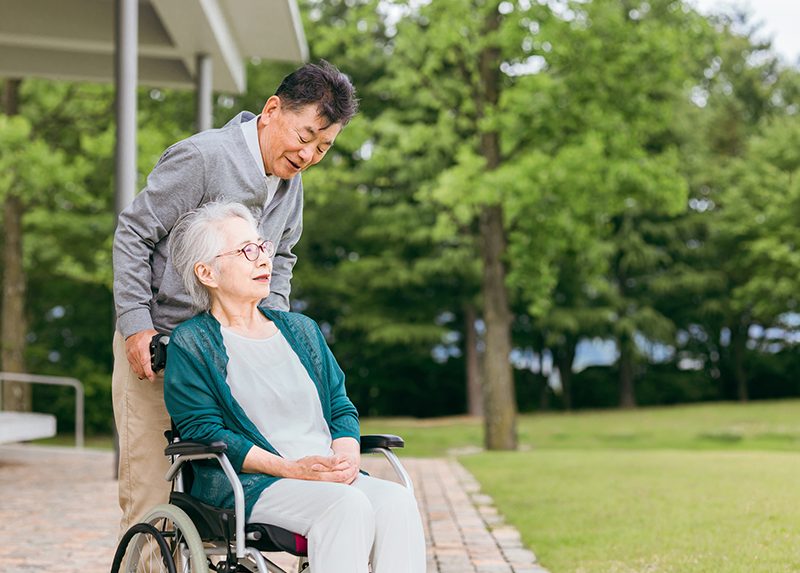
[
  {"x1": 114, "y1": 0, "x2": 139, "y2": 218},
  {"x1": 195, "y1": 54, "x2": 213, "y2": 133}
]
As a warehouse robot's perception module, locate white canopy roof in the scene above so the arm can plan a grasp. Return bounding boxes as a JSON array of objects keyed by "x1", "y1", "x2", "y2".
[{"x1": 0, "y1": 0, "x2": 308, "y2": 93}]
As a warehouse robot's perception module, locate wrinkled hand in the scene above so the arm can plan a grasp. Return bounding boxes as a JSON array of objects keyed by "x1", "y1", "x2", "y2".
[
  {"x1": 125, "y1": 329, "x2": 160, "y2": 382},
  {"x1": 293, "y1": 452, "x2": 360, "y2": 484}
]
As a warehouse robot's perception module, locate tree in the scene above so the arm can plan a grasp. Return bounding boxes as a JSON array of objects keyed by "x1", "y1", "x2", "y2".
[
  {"x1": 346, "y1": 0, "x2": 694, "y2": 419},
  {"x1": 504, "y1": 0, "x2": 700, "y2": 408},
  {"x1": 0, "y1": 77, "x2": 197, "y2": 431},
  {"x1": 661, "y1": 9, "x2": 799, "y2": 402},
  {"x1": 378, "y1": 0, "x2": 546, "y2": 448},
  {"x1": 1, "y1": 79, "x2": 89, "y2": 411},
  {"x1": 1, "y1": 78, "x2": 25, "y2": 411},
  {"x1": 713, "y1": 116, "x2": 800, "y2": 398}
]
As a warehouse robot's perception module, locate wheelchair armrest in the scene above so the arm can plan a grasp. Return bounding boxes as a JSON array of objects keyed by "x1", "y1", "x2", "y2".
[
  {"x1": 359, "y1": 434, "x2": 413, "y2": 493},
  {"x1": 165, "y1": 439, "x2": 227, "y2": 457},
  {"x1": 360, "y1": 434, "x2": 404, "y2": 450}
]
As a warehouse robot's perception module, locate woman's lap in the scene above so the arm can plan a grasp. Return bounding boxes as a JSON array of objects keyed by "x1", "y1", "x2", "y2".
[
  {"x1": 247, "y1": 474, "x2": 412, "y2": 536},
  {"x1": 247, "y1": 473, "x2": 426, "y2": 573}
]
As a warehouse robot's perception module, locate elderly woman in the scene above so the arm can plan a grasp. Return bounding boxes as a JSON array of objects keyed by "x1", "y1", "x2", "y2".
[{"x1": 163, "y1": 201, "x2": 425, "y2": 573}]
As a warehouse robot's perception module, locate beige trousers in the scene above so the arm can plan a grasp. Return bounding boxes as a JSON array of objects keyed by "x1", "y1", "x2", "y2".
[{"x1": 112, "y1": 330, "x2": 172, "y2": 538}]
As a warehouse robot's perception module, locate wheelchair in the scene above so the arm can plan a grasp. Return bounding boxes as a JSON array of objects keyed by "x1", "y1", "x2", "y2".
[
  {"x1": 110, "y1": 427, "x2": 412, "y2": 573},
  {"x1": 111, "y1": 336, "x2": 412, "y2": 573}
]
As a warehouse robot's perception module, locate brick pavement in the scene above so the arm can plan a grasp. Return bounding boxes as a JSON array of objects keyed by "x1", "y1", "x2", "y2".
[
  {"x1": 0, "y1": 444, "x2": 549, "y2": 573},
  {"x1": 0, "y1": 444, "x2": 119, "y2": 573}
]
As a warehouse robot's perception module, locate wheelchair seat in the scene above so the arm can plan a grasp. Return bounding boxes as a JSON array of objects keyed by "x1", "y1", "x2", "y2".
[{"x1": 168, "y1": 491, "x2": 308, "y2": 555}]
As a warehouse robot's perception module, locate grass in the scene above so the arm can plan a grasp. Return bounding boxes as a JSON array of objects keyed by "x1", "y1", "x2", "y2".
[
  {"x1": 462, "y1": 449, "x2": 800, "y2": 572},
  {"x1": 33, "y1": 434, "x2": 115, "y2": 449},
  {"x1": 365, "y1": 399, "x2": 800, "y2": 572},
  {"x1": 361, "y1": 399, "x2": 800, "y2": 457}
]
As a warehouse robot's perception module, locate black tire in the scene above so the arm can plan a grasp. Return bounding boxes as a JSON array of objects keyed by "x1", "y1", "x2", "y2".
[{"x1": 110, "y1": 522, "x2": 177, "y2": 573}]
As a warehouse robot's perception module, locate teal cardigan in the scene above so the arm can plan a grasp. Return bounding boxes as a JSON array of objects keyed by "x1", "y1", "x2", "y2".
[{"x1": 163, "y1": 308, "x2": 360, "y2": 519}]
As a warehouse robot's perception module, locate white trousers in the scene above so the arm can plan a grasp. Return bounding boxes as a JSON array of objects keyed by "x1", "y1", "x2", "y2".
[{"x1": 248, "y1": 474, "x2": 426, "y2": 573}]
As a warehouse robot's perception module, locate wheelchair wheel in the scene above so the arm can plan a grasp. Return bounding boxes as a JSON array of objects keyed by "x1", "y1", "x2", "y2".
[
  {"x1": 131, "y1": 504, "x2": 209, "y2": 573},
  {"x1": 111, "y1": 522, "x2": 176, "y2": 573}
]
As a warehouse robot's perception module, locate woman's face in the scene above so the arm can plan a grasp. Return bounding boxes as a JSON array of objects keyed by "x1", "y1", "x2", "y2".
[{"x1": 198, "y1": 216, "x2": 272, "y2": 304}]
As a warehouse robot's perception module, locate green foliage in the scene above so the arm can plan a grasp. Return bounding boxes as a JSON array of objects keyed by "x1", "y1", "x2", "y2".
[
  {"x1": 715, "y1": 117, "x2": 800, "y2": 320},
  {"x1": 0, "y1": 114, "x2": 84, "y2": 206},
  {"x1": 1, "y1": 79, "x2": 190, "y2": 432},
  {"x1": 28, "y1": 279, "x2": 115, "y2": 434},
  {"x1": 572, "y1": 364, "x2": 720, "y2": 408}
]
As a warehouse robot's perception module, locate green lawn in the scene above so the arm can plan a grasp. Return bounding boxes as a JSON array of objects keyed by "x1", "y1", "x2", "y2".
[
  {"x1": 462, "y1": 449, "x2": 800, "y2": 572},
  {"x1": 362, "y1": 399, "x2": 800, "y2": 457},
  {"x1": 365, "y1": 400, "x2": 800, "y2": 572},
  {"x1": 33, "y1": 434, "x2": 115, "y2": 449}
]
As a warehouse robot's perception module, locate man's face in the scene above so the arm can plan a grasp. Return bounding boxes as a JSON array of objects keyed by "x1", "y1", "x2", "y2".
[{"x1": 257, "y1": 96, "x2": 342, "y2": 179}]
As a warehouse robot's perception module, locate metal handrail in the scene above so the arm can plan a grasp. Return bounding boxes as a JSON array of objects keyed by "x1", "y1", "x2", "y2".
[{"x1": 0, "y1": 372, "x2": 84, "y2": 449}]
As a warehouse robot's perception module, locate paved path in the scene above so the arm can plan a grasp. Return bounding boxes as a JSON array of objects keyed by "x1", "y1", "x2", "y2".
[{"x1": 0, "y1": 444, "x2": 549, "y2": 573}]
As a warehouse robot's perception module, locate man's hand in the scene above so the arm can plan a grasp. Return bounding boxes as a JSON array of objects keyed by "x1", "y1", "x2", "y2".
[{"x1": 125, "y1": 329, "x2": 160, "y2": 382}]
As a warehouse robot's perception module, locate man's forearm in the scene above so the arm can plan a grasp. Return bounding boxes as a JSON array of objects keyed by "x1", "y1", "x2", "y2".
[{"x1": 113, "y1": 219, "x2": 158, "y2": 338}]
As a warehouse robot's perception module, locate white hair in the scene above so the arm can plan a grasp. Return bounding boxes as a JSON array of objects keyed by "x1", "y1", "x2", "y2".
[{"x1": 169, "y1": 200, "x2": 258, "y2": 312}]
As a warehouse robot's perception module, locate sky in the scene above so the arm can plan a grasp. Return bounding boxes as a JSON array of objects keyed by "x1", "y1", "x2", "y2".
[{"x1": 690, "y1": 0, "x2": 800, "y2": 66}]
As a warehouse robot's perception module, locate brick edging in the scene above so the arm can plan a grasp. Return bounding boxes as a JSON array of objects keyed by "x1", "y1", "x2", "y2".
[{"x1": 448, "y1": 459, "x2": 551, "y2": 573}]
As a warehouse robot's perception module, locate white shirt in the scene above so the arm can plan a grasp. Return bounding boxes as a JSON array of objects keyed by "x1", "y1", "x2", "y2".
[
  {"x1": 221, "y1": 326, "x2": 333, "y2": 461},
  {"x1": 241, "y1": 116, "x2": 280, "y2": 211}
]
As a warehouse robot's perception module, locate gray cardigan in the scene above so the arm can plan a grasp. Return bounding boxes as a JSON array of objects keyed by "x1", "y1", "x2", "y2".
[{"x1": 113, "y1": 112, "x2": 303, "y2": 338}]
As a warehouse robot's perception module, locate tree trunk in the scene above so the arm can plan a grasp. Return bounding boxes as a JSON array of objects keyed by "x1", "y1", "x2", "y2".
[
  {"x1": 555, "y1": 338, "x2": 577, "y2": 412},
  {"x1": 538, "y1": 371, "x2": 550, "y2": 412},
  {"x1": 618, "y1": 335, "x2": 636, "y2": 409},
  {"x1": 479, "y1": 204, "x2": 517, "y2": 450},
  {"x1": 464, "y1": 304, "x2": 484, "y2": 417},
  {"x1": 475, "y1": 6, "x2": 516, "y2": 450},
  {"x1": 730, "y1": 322, "x2": 749, "y2": 402},
  {"x1": 1, "y1": 78, "x2": 30, "y2": 412}
]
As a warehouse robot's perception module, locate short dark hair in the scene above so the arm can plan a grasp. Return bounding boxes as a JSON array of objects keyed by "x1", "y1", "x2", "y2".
[{"x1": 275, "y1": 60, "x2": 359, "y2": 127}]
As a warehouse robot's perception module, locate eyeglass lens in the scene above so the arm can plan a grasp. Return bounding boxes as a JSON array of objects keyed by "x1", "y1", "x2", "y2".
[{"x1": 242, "y1": 241, "x2": 274, "y2": 261}]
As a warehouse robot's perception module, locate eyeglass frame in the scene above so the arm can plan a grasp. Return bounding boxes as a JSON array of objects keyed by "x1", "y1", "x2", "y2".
[{"x1": 216, "y1": 240, "x2": 275, "y2": 262}]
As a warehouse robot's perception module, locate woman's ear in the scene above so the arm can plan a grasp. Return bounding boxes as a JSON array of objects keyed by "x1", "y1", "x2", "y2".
[{"x1": 195, "y1": 262, "x2": 218, "y2": 289}]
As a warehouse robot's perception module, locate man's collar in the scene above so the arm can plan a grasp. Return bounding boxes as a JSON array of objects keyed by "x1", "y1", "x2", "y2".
[{"x1": 241, "y1": 115, "x2": 267, "y2": 176}]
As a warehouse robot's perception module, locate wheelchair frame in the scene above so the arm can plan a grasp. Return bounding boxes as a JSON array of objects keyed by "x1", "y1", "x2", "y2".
[{"x1": 113, "y1": 432, "x2": 412, "y2": 573}]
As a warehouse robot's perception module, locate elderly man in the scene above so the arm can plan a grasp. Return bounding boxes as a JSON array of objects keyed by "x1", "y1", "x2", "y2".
[{"x1": 112, "y1": 60, "x2": 358, "y2": 536}]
